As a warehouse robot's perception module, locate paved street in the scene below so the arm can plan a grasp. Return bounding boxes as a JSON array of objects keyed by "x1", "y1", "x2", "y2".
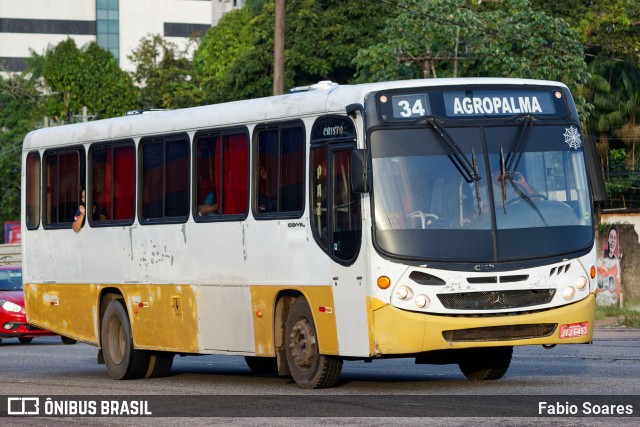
[{"x1": 0, "y1": 327, "x2": 638, "y2": 425}]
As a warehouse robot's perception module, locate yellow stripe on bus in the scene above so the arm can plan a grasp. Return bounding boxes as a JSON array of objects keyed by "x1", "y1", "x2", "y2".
[{"x1": 23, "y1": 283, "x2": 200, "y2": 352}]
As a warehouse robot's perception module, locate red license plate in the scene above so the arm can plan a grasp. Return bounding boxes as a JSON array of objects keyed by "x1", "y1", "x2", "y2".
[{"x1": 559, "y1": 322, "x2": 589, "y2": 338}]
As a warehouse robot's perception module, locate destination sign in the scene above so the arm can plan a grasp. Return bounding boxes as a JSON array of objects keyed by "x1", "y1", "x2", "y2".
[
  {"x1": 443, "y1": 90, "x2": 556, "y2": 117},
  {"x1": 377, "y1": 88, "x2": 566, "y2": 121}
]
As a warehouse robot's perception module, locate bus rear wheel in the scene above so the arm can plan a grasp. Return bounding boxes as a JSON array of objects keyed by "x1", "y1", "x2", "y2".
[
  {"x1": 101, "y1": 299, "x2": 149, "y2": 380},
  {"x1": 285, "y1": 297, "x2": 342, "y2": 389},
  {"x1": 458, "y1": 346, "x2": 513, "y2": 380}
]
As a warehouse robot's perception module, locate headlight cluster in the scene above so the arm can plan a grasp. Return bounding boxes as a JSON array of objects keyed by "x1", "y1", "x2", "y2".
[
  {"x1": 0, "y1": 299, "x2": 22, "y2": 313},
  {"x1": 562, "y1": 275, "x2": 588, "y2": 301},
  {"x1": 392, "y1": 284, "x2": 430, "y2": 309}
]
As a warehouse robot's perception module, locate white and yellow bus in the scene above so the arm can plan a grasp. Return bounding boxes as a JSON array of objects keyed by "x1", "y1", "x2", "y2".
[{"x1": 22, "y1": 78, "x2": 604, "y2": 388}]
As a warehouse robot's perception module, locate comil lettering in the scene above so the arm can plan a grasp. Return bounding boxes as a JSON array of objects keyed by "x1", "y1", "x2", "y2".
[{"x1": 453, "y1": 96, "x2": 543, "y2": 115}]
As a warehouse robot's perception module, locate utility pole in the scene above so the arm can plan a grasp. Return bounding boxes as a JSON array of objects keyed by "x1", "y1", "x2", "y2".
[{"x1": 273, "y1": 0, "x2": 285, "y2": 95}]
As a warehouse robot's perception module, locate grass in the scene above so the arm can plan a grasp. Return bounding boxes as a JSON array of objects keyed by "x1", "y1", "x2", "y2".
[{"x1": 595, "y1": 305, "x2": 640, "y2": 328}]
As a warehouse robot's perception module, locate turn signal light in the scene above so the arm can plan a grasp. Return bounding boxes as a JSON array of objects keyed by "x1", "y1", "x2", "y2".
[
  {"x1": 590, "y1": 266, "x2": 596, "y2": 279},
  {"x1": 377, "y1": 276, "x2": 391, "y2": 289}
]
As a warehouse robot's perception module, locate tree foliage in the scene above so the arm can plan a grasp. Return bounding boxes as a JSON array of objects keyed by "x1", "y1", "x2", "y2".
[
  {"x1": 194, "y1": 0, "x2": 393, "y2": 103},
  {"x1": 355, "y1": 0, "x2": 587, "y2": 86},
  {"x1": 33, "y1": 38, "x2": 139, "y2": 123},
  {"x1": 128, "y1": 34, "x2": 202, "y2": 109},
  {"x1": 532, "y1": 0, "x2": 640, "y2": 58},
  {"x1": 0, "y1": 75, "x2": 39, "y2": 228}
]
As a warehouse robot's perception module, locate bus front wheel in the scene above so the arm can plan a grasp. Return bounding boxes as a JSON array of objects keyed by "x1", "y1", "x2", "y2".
[
  {"x1": 284, "y1": 297, "x2": 342, "y2": 389},
  {"x1": 458, "y1": 346, "x2": 513, "y2": 380},
  {"x1": 101, "y1": 299, "x2": 149, "y2": 380}
]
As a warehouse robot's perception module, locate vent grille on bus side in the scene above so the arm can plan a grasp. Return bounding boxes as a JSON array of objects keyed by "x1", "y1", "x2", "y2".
[
  {"x1": 442, "y1": 323, "x2": 558, "y2": 342},
  {"x1": 550, "y1": 263, "x2": 571, "y2": 276},
  {"x1": 437, "y1": 289, "x2": 556, "y2": 310}
]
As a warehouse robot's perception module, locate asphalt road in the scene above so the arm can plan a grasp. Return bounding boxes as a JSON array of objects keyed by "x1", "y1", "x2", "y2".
[{"x1": 0, "y1": 328, "x2": 639, "y2": 426}]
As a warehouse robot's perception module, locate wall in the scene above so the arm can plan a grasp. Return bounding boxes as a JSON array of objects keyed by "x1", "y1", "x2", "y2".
[{"x1": 599, "y1": 213, "x2": 640, "y2": 306}]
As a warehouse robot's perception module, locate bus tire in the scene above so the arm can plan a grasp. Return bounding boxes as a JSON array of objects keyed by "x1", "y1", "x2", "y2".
[
  {"x1": 19, "y1": 337, "x2": 33, "y2": 344},
  {"x1": 285, "y1": 297, "x2": 342, "y2": 389},
  {"x1": 145, "y1": 352, "x2": 174, "y2": 378},
  {"x1": 458, "y1": 346, "x2": 513, "y2": 380},
  {"x1": 101, "y1": 299, "x2": 149, "y2": 380},
  {"x1": 61, "y1": 336, "x2": 77, "y2": 345},
  {"x1": 244, "y1": 356, "x2": 278, "y2": 374}
]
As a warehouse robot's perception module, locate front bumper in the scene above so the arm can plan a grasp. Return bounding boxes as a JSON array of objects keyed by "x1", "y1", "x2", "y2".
[{"x1": 372, "y1": 293, "x2": 595, "y2": 355}]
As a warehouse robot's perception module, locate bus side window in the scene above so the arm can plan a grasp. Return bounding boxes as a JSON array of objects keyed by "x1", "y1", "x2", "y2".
[
  {"x1": 43, "y1": 148, "x2": 84, "y2": 227},
  {"x1": 140, "y1": 134, "x2": 190, "y2": 223},
  {"x1": 25, "y1": 152, "x2": 41, "y2": 229},
  {"x1": 90, "y1": 142, "x2": 135, "y2": 224},
  {"x1": 255, "y1": 123, "x2": 305, "y2": 217}
]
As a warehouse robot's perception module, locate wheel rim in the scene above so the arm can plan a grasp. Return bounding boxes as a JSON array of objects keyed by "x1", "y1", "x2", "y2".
[
  {"x1": 107, "y1": 316, "x2": 125, "y2": 365},
  {"x1": 289, "y1": 316, "x2": 316, "y2": 371}
]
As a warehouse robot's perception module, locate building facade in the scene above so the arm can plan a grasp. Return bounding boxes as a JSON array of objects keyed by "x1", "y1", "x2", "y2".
[{"x1": 0, "y1": 0, "x2": 242, "y2": 73}]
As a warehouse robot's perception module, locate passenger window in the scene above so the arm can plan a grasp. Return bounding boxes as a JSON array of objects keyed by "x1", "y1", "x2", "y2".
[
  {"x1": 90, "y1": 142, "x2": 135, "y2": 224},
  {"x1": 140, "y1": 134, "x2": 189, "y2": 222},
  {"x1": 25, "y1": 152, "x2": 41, "y2": 230},
  {"x1": 255, "y1": 124, "x2": 305, "y2": 217},
  {"x1": 194, "y1": 130, "x2": 249, "y2": 220},
  {"x1": 43, "y1": 149, "x2": 84, "y2": 227}
]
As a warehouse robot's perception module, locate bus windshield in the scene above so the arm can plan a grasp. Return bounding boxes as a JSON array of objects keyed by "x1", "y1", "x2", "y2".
[{"x1": 370, "y1": 122, "x2": 593, "y2": 262}]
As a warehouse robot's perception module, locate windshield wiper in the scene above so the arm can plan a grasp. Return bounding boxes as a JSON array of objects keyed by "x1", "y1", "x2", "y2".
[
  {"x1": 504, "y1": 115, "x2": 534, "y2": 179},
  {"x1": 426, "y1": 118, "x2": 482, "y2": 213},
  {"x1": 500, "y1": 115, "x2": 535, "y2": 213}
]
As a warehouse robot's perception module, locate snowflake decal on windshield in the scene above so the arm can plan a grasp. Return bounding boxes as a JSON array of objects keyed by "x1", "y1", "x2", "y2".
[{"x1": 563, "y1": 126, "x2": 582, "y2": 149}]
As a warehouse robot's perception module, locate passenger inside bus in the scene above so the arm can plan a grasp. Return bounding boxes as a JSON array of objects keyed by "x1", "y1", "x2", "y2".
[
  {"x1": 198, "y1": 192, "x2": 218, "y2": 216},
  {"x1": 258, "y1": 166, "x2": 276, "y2": 212},
  {"x1": 72, "y1": 189, "x2": 107, "y2": 232}
]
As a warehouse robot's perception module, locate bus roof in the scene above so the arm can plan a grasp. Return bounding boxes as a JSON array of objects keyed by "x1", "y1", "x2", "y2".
[{"x1": 22, "y1": 78, "x2": 569, "y2": 151}]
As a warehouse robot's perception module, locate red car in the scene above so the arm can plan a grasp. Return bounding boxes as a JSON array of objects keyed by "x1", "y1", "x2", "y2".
[{"x1": 0, "y1": 265, "x2": 76, "y2": 345}]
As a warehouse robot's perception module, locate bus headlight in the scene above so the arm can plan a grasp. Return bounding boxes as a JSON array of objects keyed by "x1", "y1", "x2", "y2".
[
  {"x1": 395, "y1": 285, "x2": 413, "y2": 300},
  {"x1": 415, "y1": 294, "x2": 430, "y2": 308},
  {"x1": 576, "y1": 276, "x2": 587, "y2": 291},
  {"x1": 563, "y1": 286, "x2": 576, "y2": 301}
]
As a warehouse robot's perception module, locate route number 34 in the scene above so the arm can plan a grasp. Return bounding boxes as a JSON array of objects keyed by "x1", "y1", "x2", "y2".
[
  {"x1": 398, "y1": 99, "x2": 426, "y2": 117},
  {"x1": 391, "y1": 94, "x2": 429, "y2": 119}
]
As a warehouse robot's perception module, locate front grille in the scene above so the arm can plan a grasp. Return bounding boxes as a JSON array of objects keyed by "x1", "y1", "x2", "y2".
[
  {"x1": 442, "y1": 323, "x2": 557, "y2": 342},
  {"x1": 437, "y1": 289, "x2": 556, "y2": 310},
  {"x1": 500, "y1": 274, "x2": 529, "y2": 283},
  {"x1": 467, "y1": 276, "x2": 498, "y2": 284}
]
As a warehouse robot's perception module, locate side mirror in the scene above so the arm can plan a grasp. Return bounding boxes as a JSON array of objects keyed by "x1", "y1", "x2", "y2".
[{"x1": 351, "y1": 149, "x2": 371, "y2": 193}]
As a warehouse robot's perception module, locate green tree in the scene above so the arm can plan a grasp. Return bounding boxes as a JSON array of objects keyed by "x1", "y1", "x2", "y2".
[
  {"x1": 0, "y1": 74, "x2": 39, "y2": 230},
  {"x1": 355, "y1": 0, "x2": 587, "y2": 88},
  {"x1": 532, "y1": 0, "x2": 640, "y2": 58},
  {"x1": 128, "y1": 34, "x2": 202, "y2": 109},
  {"x1": 31, "y1": 38, "x2": 140, "y2": 123},
  {"x1": 194, "y1": 0, "x2": 393, "y2": 103}
]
